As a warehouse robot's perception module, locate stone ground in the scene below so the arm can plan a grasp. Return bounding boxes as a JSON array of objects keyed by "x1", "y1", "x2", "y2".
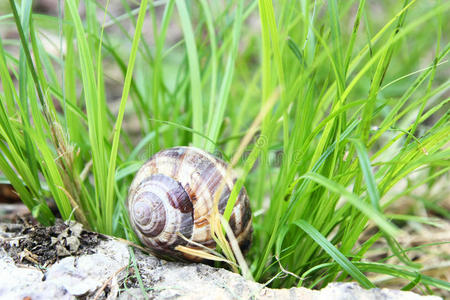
[{"x1": 0, "y1": 220, "x2": 442, "y2": 300}]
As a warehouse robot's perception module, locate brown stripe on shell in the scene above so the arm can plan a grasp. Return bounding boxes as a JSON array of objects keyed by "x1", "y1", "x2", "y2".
[
  {"x1": 149, "y1": 174, "x2": 193, "y2": 214},
  {"x1": 183, "y1": 183, "x2": 198, "y2": 205},
  {"x1": 194, "y1": 216, "x2": 209, "y2": 228},
  {"x1": 166, "y1": 189, "x2": 192, "y2": 213}
]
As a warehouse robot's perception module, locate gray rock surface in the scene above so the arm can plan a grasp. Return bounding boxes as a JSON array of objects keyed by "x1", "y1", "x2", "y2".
[{"x1": 0, "y1": 222, "x2": 442, "y2": 300}]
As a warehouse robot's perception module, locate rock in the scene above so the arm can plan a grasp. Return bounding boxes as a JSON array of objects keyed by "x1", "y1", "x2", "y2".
[
  {"x1": 0, "y1": 251, "x2": 71, "y2": 300},
  {"x1": 0, "y1": 222, "x2": 442, "y2": 300},
  {"x1": 45, "y1": 240, "x2": 128, "y2": 296},
  {"x1": 313, "y1": 283, "x2": 441, "y2": 300}
]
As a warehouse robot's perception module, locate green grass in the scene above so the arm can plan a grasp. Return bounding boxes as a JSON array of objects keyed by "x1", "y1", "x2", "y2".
[{"x1": 0, "y1": 0, "x2": 449, "y2": 294}]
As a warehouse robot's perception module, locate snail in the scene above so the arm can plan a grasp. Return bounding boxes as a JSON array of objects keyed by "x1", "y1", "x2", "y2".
[{"x1": 127, "y1": 146, "x2": 252, "y2": 261}]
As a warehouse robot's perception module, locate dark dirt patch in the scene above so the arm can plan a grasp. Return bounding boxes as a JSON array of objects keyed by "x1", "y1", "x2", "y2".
[{"x1": 0, "y1": 218, "x2": 106, "y2": 267}]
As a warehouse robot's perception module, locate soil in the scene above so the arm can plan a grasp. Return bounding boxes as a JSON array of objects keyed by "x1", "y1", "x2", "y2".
[{"x1": 0, "y1": 217, "x2": 106, "y2": 267}]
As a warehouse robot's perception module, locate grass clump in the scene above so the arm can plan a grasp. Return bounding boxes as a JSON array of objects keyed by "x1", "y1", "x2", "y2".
[{"x1": 0, "y1": 0, "x2": 449, "y2": 294}]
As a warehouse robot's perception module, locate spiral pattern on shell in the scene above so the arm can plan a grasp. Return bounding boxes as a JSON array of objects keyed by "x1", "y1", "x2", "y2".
[{"x1": 127, "y1": 146, "x2": 252, "y2": 261}]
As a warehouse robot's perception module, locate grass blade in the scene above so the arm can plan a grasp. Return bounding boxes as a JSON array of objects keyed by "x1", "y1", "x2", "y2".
[
  {"x1": 105, "y1": 0, "x2": 149, "y2": 234},
  {"x1": 176, "y1": 0, "x2": 204, "y2": 147},
  {"x1": 293, "y1": 219, "x2": 375, "y2": 288},
  {"x1": 302, "y1": 172, "x2": 398, "y2": 236}
]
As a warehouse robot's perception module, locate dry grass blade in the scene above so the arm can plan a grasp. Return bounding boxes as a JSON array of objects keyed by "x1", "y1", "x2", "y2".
[
  {"x1": 174, "y1": 245, "x2": 237, "y2": 265},
  {"x1": 220, "y1": 216, "x2": 253, "y2": 280}
]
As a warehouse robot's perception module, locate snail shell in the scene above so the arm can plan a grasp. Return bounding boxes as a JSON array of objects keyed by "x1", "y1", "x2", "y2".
[{"x1": 127, "y1": 146, "x2": 252, "y2": 261}]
